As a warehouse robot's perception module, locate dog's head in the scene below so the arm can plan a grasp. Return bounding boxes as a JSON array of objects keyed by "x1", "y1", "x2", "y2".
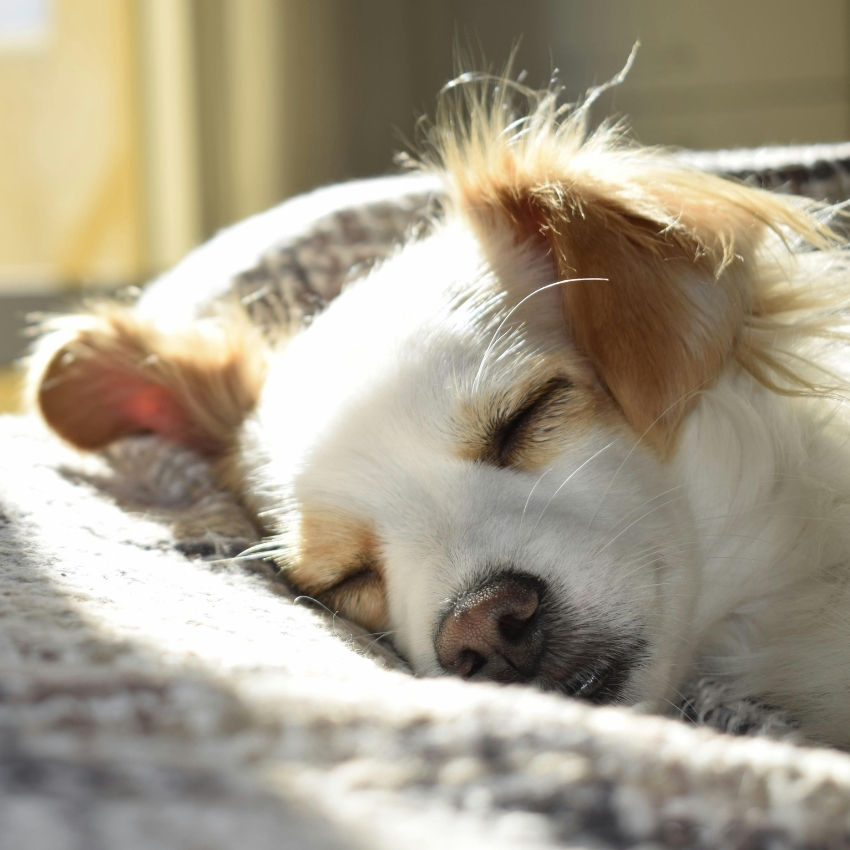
[{"x1": 31, "y1": 80, "x2": 835, "y2": 710}]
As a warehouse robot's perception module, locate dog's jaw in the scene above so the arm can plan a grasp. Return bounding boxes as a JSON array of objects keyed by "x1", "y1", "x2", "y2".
[{"x1": 235, "y1": 220, "x2": 702, "y2": 712}]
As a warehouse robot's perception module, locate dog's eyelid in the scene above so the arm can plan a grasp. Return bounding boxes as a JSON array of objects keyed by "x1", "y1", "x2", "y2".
[
  {"x1": 320, "y1": 563, "x2": 381, "y2": 594},
  {"x1": 486, "y1": 376, "x2": 573, "y2": 467}
]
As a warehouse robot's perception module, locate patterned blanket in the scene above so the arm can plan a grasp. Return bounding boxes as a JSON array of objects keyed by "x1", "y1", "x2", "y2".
[{"x1": 7, "y1": 143, "x2": 850, "y2": 849}]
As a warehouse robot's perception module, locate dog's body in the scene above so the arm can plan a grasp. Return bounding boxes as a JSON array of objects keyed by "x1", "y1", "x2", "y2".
[{"x1": 30, "y1": 79, "x2": 850, "y2": 747}]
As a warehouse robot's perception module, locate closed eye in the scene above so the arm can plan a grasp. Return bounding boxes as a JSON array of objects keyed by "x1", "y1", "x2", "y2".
[
  {"x1": 322, "y1": 565, "x2": 379, "y2": 597},
  {"x1": 483, "y1": 377, "x2": 574, "y2": 468},
  {"x1": 317, "y1": 565, "x2": 387, "y2": 630}
]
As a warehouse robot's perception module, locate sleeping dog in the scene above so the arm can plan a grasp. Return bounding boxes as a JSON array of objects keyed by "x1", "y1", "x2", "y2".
[{"x1": 30, "y1": 75, "x2": 850, "y2": 747}]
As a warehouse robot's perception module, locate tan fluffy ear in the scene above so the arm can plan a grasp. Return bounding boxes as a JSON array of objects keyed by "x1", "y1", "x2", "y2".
[
  {"x1": 536, "y1": 188, "x2": 753, "y2": 446},
  {"x1": 423, "y1": 77, "x2": 837, "y2": 451},
  {"x1": 456, "y1": 177, "x2": 759, "y2": 450},
  {"x1": 30, "y1": 307, "x2": 266, "y2": 456}
]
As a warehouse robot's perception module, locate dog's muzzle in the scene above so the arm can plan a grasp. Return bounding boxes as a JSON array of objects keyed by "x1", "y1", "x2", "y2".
[
  {"x1": 434, "y1": 571, "x2": 646, "y2": 703},
  {"x1": 434, "y1": 573, "x2": 545, "y2": 682}
]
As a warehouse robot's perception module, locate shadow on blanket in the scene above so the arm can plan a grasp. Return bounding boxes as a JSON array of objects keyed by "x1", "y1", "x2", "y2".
[
  {"x1": 0, "y1": 418, "x2": 349, "y2": 849},
  {"x1": 13, "y1": 142, "x2": 850, "y2": 846},
  {"x1": 4, "y1": 413, "x2": 850, "y2": 850}
]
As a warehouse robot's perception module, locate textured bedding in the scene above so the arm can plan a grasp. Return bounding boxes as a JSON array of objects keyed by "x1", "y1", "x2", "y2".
[{"x1": 5, "y1": 144, "x2": 850, "y2": 849}]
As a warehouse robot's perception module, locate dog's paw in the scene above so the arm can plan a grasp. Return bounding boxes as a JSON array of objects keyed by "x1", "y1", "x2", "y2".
[{"x1": 675, "y1": 677, "x2": 805, "y2": 742}]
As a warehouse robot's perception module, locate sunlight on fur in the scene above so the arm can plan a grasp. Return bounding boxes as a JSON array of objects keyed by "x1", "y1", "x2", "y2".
[
  {"x1": 415, "y1": 64, "x2": 850, "y2": 437},
  {"x1": 28, "y1": 64, "x2": 850, "y2": 749}
]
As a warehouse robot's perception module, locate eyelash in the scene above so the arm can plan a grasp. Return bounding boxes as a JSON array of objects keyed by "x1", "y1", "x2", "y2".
[
  {"x1": 321, "y1": 565, "x2": 380, "y2": 602},
  {"x1": 486, "y1": 378, "x2": 573, "y2": 468},
  {"x1": 319, "y1": 565, "x2": 387, "y2": 629}
]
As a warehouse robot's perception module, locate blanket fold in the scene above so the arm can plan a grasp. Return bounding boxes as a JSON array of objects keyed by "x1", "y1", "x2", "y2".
[{"x1": 7, "y1": 143, "x2": 850, "y2": 849}]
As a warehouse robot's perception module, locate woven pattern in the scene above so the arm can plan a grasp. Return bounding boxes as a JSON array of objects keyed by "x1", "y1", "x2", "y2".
[
  {"x1": 177, "y1": 144, "x2": 850, "y2": 339},
  {"x1": 233, "y1": 192, "x2": 439, "y2": 337},
  {"x1": 11, "y1": 145, "x2": 850, "y2": 848}
]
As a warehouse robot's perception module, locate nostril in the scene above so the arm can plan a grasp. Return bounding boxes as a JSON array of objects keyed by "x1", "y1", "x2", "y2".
[
  {"x1": 434, "y1": 572, "x2": 546, "y2": 682},
  {"x1": 498, "y1": 610, "x2": 537, "y2": 642},
  {"x1": 459, "y1": 650, "x2": 487, "y2": 679}
]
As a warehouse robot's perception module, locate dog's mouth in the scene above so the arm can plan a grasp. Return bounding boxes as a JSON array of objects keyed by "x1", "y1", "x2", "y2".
[
  {"x1": 455, "y1": 638, "x2": 640, "y2": 704},
  {"x1": 433, "y1": 571, "x2": 649, "y2": 704},
  {"x1": 532, "y1": 610, "x2": 650, "y2": 704},
  {"x1": 563, "y1": 661, "x2": 618, "y2": 701},
  {"x1": 549, "y1": 644, "x2": 646, "y2": 704}
]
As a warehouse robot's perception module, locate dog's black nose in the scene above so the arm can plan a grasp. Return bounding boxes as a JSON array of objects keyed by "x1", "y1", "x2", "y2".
[{"x1": 435, "y1": 574, "x2": 544, "y2": 682}]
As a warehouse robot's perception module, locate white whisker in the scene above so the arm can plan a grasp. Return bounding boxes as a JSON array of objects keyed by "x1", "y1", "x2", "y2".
[
  {"x1": 521, "y1": 466, "x2": 553, "y2": 526},
  {"x1": 532, "y1": 439, "x2": 617, "y2": 531},
  {"x1": 474, "y1": 277, "x2": 608, "y2": 391}
]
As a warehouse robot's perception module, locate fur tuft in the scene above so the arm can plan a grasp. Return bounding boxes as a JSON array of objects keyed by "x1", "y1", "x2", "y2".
[
  {"x1": 412, "y1": 67, "x2": 850, "y2": 412},
  {"x1": 28, "y1": 301, "x2": 268, "y2": 456}
]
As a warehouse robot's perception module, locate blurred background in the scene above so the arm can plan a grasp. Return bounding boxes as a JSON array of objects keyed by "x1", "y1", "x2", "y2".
[{"x1": 1, "y1": 0, "x2": 850, "y2": 410}]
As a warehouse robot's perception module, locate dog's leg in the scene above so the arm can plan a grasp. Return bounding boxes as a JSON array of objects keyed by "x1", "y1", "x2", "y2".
[{"x1": 675, "y1": 677, "x2": 808, "y2": 744}]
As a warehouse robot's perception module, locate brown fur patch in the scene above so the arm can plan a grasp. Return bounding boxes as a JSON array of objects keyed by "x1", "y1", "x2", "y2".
[
  {"x1": 456, "y1": 362, "x2": 617, "y2": 470},
  {"x1": 284, "y1": 510, "x2": 388, "y2": 632},
  {"x1": 419, "y1": 73, "x2": 847, "y2": 452},
  {"x1": 457, "y1": 184, "x2": 756, "y2": 455},
  {"x1": 544, "y1": 193, "x2": 749, "y2": 452},
  {"x1": 31, "y1": 305, "x2": 266, "y2": 457}
]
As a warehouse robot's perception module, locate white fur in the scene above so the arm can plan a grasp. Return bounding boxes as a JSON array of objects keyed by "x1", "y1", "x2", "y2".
[
  {"x1": 239, "y1": 219, "x2": 708, "y2": 716},
  {"x1": 233, "y1": 192, "x2": 850, "y2": 747},
  {"x1": 31, "y1": 95, "x2": 850, "y2": 746},
  {"x1": 676, "y1": 371, "x2": 850, "y2": 745}
]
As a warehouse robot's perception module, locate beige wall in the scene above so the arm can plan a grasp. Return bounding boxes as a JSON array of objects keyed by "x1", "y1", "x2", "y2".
[
  {"x1": 1, "y1": 0, "x2": 849, "y2": 293},
  {"x1": 137, "y1": 0, "x2": 202, "y2": 271},
  {"x1": 190, "y1": 0, "x2": 850, "y2": 234},
  {"x1": 0, "y1": 0, "x2": 143, "y2": 293},
  {"x1": 549, "y1": 0, "x2": 850, "y2": 149}
]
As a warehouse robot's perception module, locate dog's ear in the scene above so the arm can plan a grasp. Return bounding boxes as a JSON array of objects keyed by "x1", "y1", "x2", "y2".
[
  {"x1": 30, "y1": 307, "x2": 265, "y2": 456},
  {"x1": 512, "y1": 181, "x2": 757, "y2": 449},
  {"x1": 447, "y1": 149, "x2": 795, "y2": 450},
  {"x1": 425, "y1": 80, "x2": 833, "y2": 450}
]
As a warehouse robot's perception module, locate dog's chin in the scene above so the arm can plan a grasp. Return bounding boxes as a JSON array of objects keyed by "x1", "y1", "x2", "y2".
[
  {"x1": 412, "y1": 617, "x2": 657, "y2": 706},
  {"x1": 530, "y1": 635, "x2": 650, "y2": 705},
  {"x1": 416, "y1": 638, "x2": 657, "y2": 708}
]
